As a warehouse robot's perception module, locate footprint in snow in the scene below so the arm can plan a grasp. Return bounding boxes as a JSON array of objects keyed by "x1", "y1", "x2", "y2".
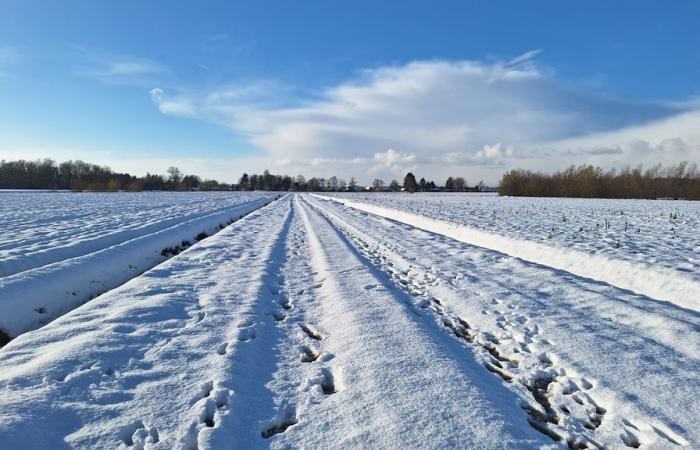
[
  {"x1": 305, "y1": 367, "x2": 338, "y2": 395},
  {"x1": 261, "y1": 409, "x2": 298, "y2": 439},
  {"x1": 216, "y1": 343, "x2": 228, "y2": 355},
  {"x1": 237, "y1": 328, "x2": 256, "y2": 342},
  {"x1": 119, "y1": 420, "x2": 159, "y2": 448},
  {"x1": 299, "y1": 345, "x2": 320, "y2": 363},
  {"x1": 300, "y1": 324, "x2": 323, "y2": 341}
]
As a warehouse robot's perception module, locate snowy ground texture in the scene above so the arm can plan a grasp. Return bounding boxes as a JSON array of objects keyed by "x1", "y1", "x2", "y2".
[
  {"x1": 0, "y1": 191, "x2": 276, "y2": 337},
  {"x1": 327, "y1": 193, "x2": 700, "y2": 282},
  {"x1": 0, "y1": 193, "x2": 698, "y2": 449}
]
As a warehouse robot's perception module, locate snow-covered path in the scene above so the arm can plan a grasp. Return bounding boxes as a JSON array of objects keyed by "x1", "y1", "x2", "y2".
[
  {"x1": 304, "y1": 194, "x2": 697, "y2": 448},
  {"x1": 0, "y1": 193, "x2": 697, "y2": 449}
]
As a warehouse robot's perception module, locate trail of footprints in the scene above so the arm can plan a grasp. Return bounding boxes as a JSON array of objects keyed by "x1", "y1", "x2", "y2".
[
  {"x1": 259, "y1": 217, "x2": 339, "y2": 440},
  {"x1": 177, "y1": 225, "x2": 278, "y2": 448},
  {"x1": 173, "y1": 203, "x2": 342, "y2": 447},
  {"x1": 308, "y1": 200, "x2": 684, "y2": 450}
]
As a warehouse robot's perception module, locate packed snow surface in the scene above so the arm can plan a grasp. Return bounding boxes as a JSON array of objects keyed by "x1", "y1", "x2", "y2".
[{"x1": 0, "y1": 193, "x2": 697, "y2": 449}]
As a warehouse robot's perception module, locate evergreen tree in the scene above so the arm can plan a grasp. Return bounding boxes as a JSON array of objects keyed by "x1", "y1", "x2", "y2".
[
  {"x1": 239, "y1": 173, "x2": 250, "y2": 190},
  {"x1": 404, "y1": 172, "x2": 418, "y2": 193}
]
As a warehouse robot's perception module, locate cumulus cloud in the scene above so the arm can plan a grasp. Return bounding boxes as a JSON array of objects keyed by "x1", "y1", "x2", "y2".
[
  {"x1": 474, "y1": 143, "x2": 526, "y2": 160},
  {"x1": 370, "y1": 149, "x2": 417, "y2": 175},
  {"x1": 147, "y1": 52, "x2": 700, "y2": 183},
  {"x1": 150, "y1": 88, "x2": 197, "y2": 118}
]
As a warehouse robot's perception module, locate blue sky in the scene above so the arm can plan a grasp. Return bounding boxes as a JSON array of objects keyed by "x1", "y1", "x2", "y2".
[{"x1": 1, "y1": 1, "x2": 699, "y2": 183}]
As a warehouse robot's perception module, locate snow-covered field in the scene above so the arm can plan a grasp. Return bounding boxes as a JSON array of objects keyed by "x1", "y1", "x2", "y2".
[
  {"x1": 0, "y1": 191, "x2": 276, "y2": 337},
  {"x1": 324, "y1": 193, "x2": 700, "y2": 310},
  {"x1": 0, "y1": 193, "x2": 697, "y2": 449},
  {"x1": 326, "y1": 193, "x2": 700, "y2": 281}
]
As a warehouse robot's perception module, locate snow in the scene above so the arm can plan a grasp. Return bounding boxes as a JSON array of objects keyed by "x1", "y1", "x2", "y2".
[
  {"x1": 0, "y1": 192, "x2": 698, "y2": 449},
  {"x1": 0, "y1": 191, "x2": 272, "y2": 278},
  {"x1": 0, "y1": 191, "x2": 276, "y2": 337},
  {"x1": 324, "y1": 193, "x2": 700, "y2": 282},
  {"x1": 320, "y1": 193, "x2": 700, "y2": 311},
  {"x1": 306, "y1": 194, "x2": 697, "y2": 448}
]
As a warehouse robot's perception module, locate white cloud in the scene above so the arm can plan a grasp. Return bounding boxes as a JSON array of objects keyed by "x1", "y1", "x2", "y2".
[
  {"x1": 150, "y1": 88, "x2": 197, "y2": 118},
  {"x1": 103, "y1": 59, "x2": 166, "y2": 77},
  {"x1": 75, "y1": 47, "x2": 169, "y2": 85},
  {"x1": 147, "y1": 52, "x2": 700, "y2": 184},
  {"x1": 370, "y1": 149, "x2": 417, "y2": 176},
  {"x1": 507, "y1": 49, "x2": 542, "y2": 67}
]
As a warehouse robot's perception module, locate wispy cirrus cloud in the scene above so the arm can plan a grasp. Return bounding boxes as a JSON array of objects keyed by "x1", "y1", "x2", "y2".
[
  {"x1": 74, "y1": 46, "x2": 169, "y2": 85},
  {"x1": 148, "y1": 51, "x2": 700, "y2": 183}
]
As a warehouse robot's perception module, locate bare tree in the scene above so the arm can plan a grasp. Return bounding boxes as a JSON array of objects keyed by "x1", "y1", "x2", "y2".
[
  {"x1": 445, "y1": 177, "x2": 455, "y2": 191},
  {"x1": 167, "y1": 166, "x2": 183, "y2": 186},
  {"x1": 328, "y1": 176, "x2": 339, "y2": 191}
]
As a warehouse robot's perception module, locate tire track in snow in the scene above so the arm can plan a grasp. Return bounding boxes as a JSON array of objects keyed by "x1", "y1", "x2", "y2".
[
  {"x1": 0, "y1": 196, "x2": 291, "y2": 448},
  {"x1": 316, "y1": 195, "x2": 700, "y2": 312},
  {"x1": 292, "y1": 195, "x2": 548, "y2": 448},
  {"x1": 242, "y1": 198, "x2": 338, "y2": 441},
  {"x1": 304, "y1": 194, "x2": 692, "y2": 449},
  {"x1": 178, "y1": 196, "x2": 295, "y2": 449},
  {"x1": 198, "y1": 197, "x2": 340, "y2": 448}
]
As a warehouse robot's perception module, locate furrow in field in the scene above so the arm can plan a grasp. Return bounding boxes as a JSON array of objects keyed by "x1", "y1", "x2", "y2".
[
  {"x1": 0, "y1": 195, "x2": 278, "y2": 341},
  {"x1": 203, "y1": 196, "x2": 344, "y2": 448},
  {"x1": 0, "y1": 197, "x2": 269, "y2": 279},
  {"x1": 316, "y1": 194, "x2": 700, "y2": 312},
  {"x1": 304, "y1": 194, "x2": 695, "y2": 449},
  {"x1": 0, "y1": 196, "x2": 292, "y2": 449},
  {"x1": 280, "y1": 195, "x2": 548, "y2": 448}
]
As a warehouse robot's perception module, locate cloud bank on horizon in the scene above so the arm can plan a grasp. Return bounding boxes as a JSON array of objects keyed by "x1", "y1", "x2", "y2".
[
  {"x1": 2, "y1": 2, "x2": 699, "y2": 185},
  {"x1": 149, "y1": 51, "x2": 700, "y2": 184}
]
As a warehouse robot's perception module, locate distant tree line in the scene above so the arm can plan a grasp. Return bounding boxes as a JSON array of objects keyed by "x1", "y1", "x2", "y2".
[
  {"x1": 499, "y1": 162, "x2": 700, "y2": 200},
  {"x1": 0, "y1": 159, "x2": 230, "y2": 191},
  {"x1": 239, "y1": 170, "x2": 481, "y2": 193},
  {"x1": 400, "y1": 172, "x2": 483, "y2": 193},
  {"x1": 238, "y1": 171, "x2": 360, "y2": 192},
  {"x1": 1, "y1": 158, "x2": 484, "y2": 194}
]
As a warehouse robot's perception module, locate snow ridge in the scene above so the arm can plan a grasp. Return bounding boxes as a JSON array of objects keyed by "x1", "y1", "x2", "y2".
[
  {"x1": 317, "y1": 195, "x2": 700, "y2": 312},
  {"x1": 305, "y1": 194, "x2": 694, "y2": 448},
  {"x1": 0, "y1": 195, "x2": 276, "y2": 338}
]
